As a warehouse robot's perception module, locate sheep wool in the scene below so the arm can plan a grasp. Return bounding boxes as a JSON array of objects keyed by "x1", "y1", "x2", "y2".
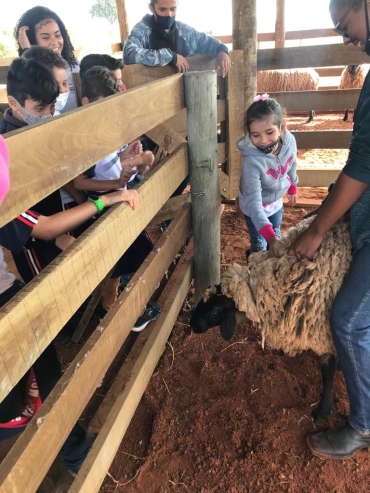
[
  {"x1": 339, "y1": 65, "x2": 370, "y2": 89},
  {"x1": 257, "y1": 69, "x2": 320, "y2": 93},
  {"x1": 220, "y1": 216, "x2": 352, "y2": 357}
]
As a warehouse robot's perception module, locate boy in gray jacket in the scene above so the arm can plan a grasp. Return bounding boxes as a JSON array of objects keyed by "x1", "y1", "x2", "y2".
[{"x1": 238, "y1": 95, "x2": 298, "y2": 257}]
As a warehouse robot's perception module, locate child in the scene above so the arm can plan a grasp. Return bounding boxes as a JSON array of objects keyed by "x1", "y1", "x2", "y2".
[
  {"x1": 22, "y1": 45, "x2": 70, "y2": 113},
  {"x1": 237, "y1": 94, "x2": 298, "y2": 257},
  {"x1": 0, "y1": 135, "x2": 95, "y2": 475},
  {"x1": 21, "y1": 46, "x2": 84, "y2": 205},
  {"x1": 74, "y1": 67, "x2": 160, "y2": 328},
  {"x1": 80, "y1": 54, "x2": 127, "y2": 91},
  {"x1": 75, "y1": 66, "x2": 154, "y2": 194},
  {"x1": 14, "y1": 6, "x2": 80, "y2": 113}
]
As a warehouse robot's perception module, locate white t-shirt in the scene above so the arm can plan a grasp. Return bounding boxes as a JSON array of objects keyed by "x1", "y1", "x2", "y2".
[
  {"x1": 262, "y1": 198, "x2": 283, "y2": 217},
  {"x1": 0, "y1": 247, "x2": 15, "y2": 295},
  {"x1": 60, "y1": 63, "x2": 80, "y2": 114},
  {"x1": 93, "y1": 146, "x2": 137, "y2": 191}
]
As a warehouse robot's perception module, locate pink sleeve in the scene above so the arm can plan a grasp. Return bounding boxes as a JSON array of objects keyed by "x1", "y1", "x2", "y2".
[
  {"x1": 288, "y1": 184, "x2": 297, "y2": 195},
  {"x1": 259, "y1": 224, "x2": 277, "y2": 242}
]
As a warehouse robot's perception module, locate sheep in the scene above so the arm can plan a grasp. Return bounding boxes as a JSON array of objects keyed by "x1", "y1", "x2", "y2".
[
  {"x1": 257, "y1": 68, "x2": 320, "y2": 122},
  {"x1": 339, "y1": 65, "x2": 370, "y2": 121},
  {"x1": 190, "y1": 215, "x2": 352, "y2": 424}
]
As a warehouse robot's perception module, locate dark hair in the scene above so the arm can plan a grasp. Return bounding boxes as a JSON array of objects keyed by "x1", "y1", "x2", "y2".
[
  {"x1": 245, "y1": 98, "x2": 284, "y2": 133},
  {"x1": 81, "y1": 66, "x2": 120, "y2": 102},
  {"x1": 7, "y1": 58, "x2": 59, "y2": 107},
  {"x1": 14, "y1": 6, "x2": 77, "y2": 68},
  {"x1": 22, "y1": 45, "x2": 68, "y2": 70},
  {"x1": 80, "y1": 54, "x2": 123, "y2": 79},
  {"x1": 329, "y1": 0, "x2": 362, "y2": 12}
]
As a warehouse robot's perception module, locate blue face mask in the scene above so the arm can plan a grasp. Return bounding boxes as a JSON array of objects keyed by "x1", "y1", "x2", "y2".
[
  {"x1": 16, "y1": 102, "x2": 54, "y2": 125},
  {"x1": 154, "y1": 13, "x2": 176, "y2": 29}
]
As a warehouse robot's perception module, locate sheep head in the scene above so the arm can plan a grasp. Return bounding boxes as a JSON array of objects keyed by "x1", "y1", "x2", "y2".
[{"x1": 190, "y1": 285, "x2": 238, "y2": 341}]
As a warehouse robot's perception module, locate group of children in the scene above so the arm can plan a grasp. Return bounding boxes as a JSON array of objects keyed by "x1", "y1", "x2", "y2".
[{"x1": 0, "y1": 3, "x2": 299, "y2": 477}]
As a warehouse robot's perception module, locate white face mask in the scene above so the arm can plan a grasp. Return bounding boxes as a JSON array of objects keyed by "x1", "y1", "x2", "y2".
[{"x1": 54, "y1": 92, "x2": 69, "y2": 112}]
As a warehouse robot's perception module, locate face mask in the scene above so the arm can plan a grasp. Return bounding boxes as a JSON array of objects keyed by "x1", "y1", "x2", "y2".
[
  {"x1": 255, "y1": 137, "x2": 280, "y2": 154},
  {"x1": 365, "y1": 0, "x2": 370, "y2": 56},
  {"x1": 16, "y1": 104, "x2": 53, "y2": 125},
  {"x1": 55, "y1": 92, "x2": 69, "y2": 112},
  {"x1": 154, "y1": 12, "x2": 176, "y2": 29}
]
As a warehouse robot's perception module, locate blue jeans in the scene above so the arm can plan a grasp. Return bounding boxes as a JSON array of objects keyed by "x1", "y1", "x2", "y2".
[
  {"x1": 244, "y1": 207, "x2": 283, "y2": 252},
  {"x1": 330, "y1": 242, "x2": 370, "y2": 433}
]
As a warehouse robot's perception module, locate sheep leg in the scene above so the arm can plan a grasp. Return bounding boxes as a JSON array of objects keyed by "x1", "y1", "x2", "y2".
[
  {"x1": 311, "y1": 355, "x2": 338, "y2": 424},
  {"x1": 307, "y1": 110, "x2": 315, "y2": 123},
  {"x1": 343, "y1": 109, "x2": 349, "y2": 122}
]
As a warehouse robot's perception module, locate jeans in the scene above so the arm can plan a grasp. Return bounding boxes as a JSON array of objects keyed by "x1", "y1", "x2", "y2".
[
  {"x1": 244, "y1": 207, "x2": 283, "y2": 252},
  {"x1": 330, "y1": 242, "x2": 370, "y2": 433}
]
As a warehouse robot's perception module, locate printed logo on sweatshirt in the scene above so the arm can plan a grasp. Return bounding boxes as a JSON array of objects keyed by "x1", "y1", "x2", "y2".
[{"x1": 266, "y1": 156, "x2": 293, "y2": 180}]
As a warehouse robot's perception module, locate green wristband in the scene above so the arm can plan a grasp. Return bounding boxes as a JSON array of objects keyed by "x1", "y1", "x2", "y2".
[{"x1": 88, "y1": 195, "x2": 104, "y2": 213}]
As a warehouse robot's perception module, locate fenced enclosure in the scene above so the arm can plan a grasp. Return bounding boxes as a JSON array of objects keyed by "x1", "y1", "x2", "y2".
[{"x1": 0, "y1": 69, "x2": 221, "y2": 492}]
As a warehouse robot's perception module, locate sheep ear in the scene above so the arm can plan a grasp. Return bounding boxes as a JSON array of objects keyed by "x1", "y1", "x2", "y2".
[{"x1": 220, "y1": 310, "x2": 236, "y2": 341}]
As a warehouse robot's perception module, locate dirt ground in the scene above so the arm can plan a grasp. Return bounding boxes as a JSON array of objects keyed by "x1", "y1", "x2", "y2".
[{"x1": 6, "y1": 112, "x2": 370, "y2": 493}]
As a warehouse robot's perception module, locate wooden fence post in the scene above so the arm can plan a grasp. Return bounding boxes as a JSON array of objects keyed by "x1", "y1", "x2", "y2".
[
  {"x1": 115, "y1": 0, "x2": 129, "y2": 45},
  {"x1": 275, "y1": 0, "x2": 286, "y2": 48},
  {"x1": 184, "y1": 71, "x2": 220, "y2": 303},
  {"x1": 232, "y1": 0, "x2": 257, "y2": 110}
]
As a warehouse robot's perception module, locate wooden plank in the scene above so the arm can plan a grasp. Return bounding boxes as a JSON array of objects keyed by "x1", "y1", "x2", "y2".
[
  {"x1": 1, "y1": 74, "x2": 185, "y2": 228},
  {"x1": 87, "y1": 225, "x2": 191, "y2": 437},
  {"x1": 145, "y1": 122, "x2": 186, "y2": 154},
  {"x1": 0, "y1": 204, "x2": 192, "y2": 493},
  {"x1": 218, "y1": 142, "x2": 226, "y2": 163},
  {"x1": 115, "y1": 0, "x2": 129, "y2": 45},
  {"x1": 257, "y1": 44, "x2": 369, "y2": 71},
  {"x1": 270, "y1": 89, "x2": 361, "y2": 111},
  {"x1": 283, "y1": 198, "x2": 322, "y2": 207},
  {"x1": 293, "y1": 130, "x2": 352, "y2": 149},
  {"x1": 149, "y1": 193, "x2": 191, "y2": 225},
  {"x1": 0, "y1": 66, "x2": 8, "y2": 85},
  {"x1": 219, "y1": 169, "x2": 230, "y2": 198},
  {"x1": 297, "y1": 168, "x2": 341, "y2": 187},
  {"x1": 0, "y1": 57, "x2": 14, "y2": 67},
  {"x1": 0, "y1": 88, "x2": 7, "y2": 102},
  {"x1": 216, "y1": 29, "x2": 341, "y2": 45},
  {"x1": 111, "y1": 42, "x2": 123, "y2": 53},
  {"x1": 123, "y1": 54, "x2": 216, "y2": 89},
  {"x1": 70, "y1": 257, "x2": 193, "y2": 493},
  {"x1": 275, "y1": 0, "x2": 286, "y2": 48},
  {"x1": 316, "y1": 66, "x2": 344, "y2": 77},
  {"x1": 225, "y1": 50, "x2": 244, "y2": 199},
  {"x1": 0, "y1": 146, "x2": 188, "y2": 401}
]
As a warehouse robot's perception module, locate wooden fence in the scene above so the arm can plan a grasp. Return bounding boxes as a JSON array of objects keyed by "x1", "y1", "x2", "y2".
[{"x1": 0, "y1": 72, "x2": 210, "y2": 492}]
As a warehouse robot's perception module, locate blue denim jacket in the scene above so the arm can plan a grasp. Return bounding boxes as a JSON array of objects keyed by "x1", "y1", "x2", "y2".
[
  {"x1": 123, "y1": 17, "x2": 228, "y2": 66},
  {"x1": 342, "y1": 71, "x2": 370, "y2": 252}
]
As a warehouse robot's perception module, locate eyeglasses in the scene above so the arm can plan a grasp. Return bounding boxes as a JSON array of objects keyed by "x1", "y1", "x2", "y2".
[{"x1": 333, "y1": 0, "x2": 357, "y2": 37}]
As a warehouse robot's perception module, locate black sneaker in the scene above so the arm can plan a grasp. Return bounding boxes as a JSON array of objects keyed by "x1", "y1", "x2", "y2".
[{"x1": 132, "y1": 302, "x2": 161, "y2": 332}]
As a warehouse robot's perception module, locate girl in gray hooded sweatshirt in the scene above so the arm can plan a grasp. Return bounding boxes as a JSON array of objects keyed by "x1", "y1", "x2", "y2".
[{"x1": 238, "y1": 95, "x2": 298, "y2": 257}]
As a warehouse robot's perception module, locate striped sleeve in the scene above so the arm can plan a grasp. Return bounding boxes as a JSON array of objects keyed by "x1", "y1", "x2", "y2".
[{"x1": 0, "y1": 210, "x2": 40, "y2": 254}]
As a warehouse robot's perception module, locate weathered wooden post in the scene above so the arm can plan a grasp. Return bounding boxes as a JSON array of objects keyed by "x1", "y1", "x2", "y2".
[
  {"x1": 275, "y1": 0, "x2": 286, "y2": 48},
  {"x1": 184, "y1": 71, "x2": 220, "y2": 303},
  {"x1": 232, "y1": 0, "x2": 257, "y2": 110},
  {"x1": 115, "y1": 0, "x2": 130, "y2": 45}
]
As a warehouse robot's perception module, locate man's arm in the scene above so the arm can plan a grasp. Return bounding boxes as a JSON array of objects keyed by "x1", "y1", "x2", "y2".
[{"x1": 123, "y1": 23, "x2": 175, "y2": 66}]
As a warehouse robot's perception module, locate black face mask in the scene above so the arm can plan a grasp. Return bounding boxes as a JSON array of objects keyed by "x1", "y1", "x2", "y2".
[
  {"x1": 153, "y1": 12, "x2": 176, "y2": 29},
  {"x1": 365, "y1": 0, "x2": 370, "y2": 56},
  {"x1": 255, "y1": 137, "x2": 280, "y2": 154}
]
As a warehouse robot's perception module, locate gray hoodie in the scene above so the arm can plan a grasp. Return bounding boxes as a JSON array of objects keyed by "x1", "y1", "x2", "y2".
[{"x1": 238, "y1": 129, "x2": 298, "y2": 241}]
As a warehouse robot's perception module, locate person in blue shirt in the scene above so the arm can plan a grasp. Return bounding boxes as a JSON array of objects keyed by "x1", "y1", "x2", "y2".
[
  {"x1": 288, "y1": 0, "x2": 370, "y2": 461},
  {"x1": 123, "y1": 0, "x2": 231, "y2": 77}
]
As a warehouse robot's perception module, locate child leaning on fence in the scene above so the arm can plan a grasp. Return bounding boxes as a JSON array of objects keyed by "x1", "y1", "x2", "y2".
[
  {"x1": 0, "y1": 57, "x2": 159, "y2": 333},
  {"x1": 0, "y1": 135, "x2": 95, "y2": 476},
  {"x1": 237, "y1": 94, "x2": 298, "y2": 258}
]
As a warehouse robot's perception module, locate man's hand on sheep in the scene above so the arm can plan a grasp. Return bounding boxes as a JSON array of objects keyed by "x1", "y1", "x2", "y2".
[
  {"x1": 288, "y1": 227, "x2": 324, "y2": 261},
  {"x1": 267, "y1": 236, "x2": 281, "y2": 258},
  {"x1": 287, "y1": 194, "x2": 297, "y2": 207}
]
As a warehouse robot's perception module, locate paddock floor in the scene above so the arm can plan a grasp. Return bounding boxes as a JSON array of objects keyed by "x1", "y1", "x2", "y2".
[{"x1": 4, "y1": 112, "x2": 369, "y2": 493}]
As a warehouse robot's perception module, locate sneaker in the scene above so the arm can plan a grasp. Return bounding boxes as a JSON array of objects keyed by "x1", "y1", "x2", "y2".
[
  {"x1": 132, "y1": 302, "x2": 161, "y2": 332},
  {"x1": 160, "y1": 219, "x2": 172, "y2": 233}
]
